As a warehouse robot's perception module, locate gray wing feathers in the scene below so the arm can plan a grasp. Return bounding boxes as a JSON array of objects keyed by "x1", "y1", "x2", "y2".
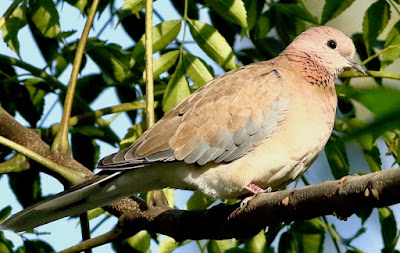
[{"x1": 98, "y1": 65, "x2": 289, "y2": 169}]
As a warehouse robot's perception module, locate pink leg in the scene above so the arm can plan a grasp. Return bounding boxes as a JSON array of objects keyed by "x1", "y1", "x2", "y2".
[
  {"x1": 241, "y1": 183, "x2": 272, "y2": 209},
  {"x1": 245, "y1": 183, "x2": 271, "y2": 194}
]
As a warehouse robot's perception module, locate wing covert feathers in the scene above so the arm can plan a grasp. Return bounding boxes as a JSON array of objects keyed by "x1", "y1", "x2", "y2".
[{"x1": 98, "y1": 61, "x2": 289, "y2": 168}]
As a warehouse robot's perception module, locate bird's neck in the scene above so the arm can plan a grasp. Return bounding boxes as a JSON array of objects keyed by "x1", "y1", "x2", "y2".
[{"x1": 279, "y1": 50, "x2": 337, "y2": 88}]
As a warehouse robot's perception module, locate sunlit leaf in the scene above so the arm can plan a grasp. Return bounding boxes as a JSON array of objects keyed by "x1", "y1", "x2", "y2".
[
  {"x1": 131, "y1": 20, "x2": 182, "y2": 67},
  {"x1": 204, "y1": 0, "x2": 248, "y2": 28},
  {"x1": 321, "y1": 0, "x2": 355, "y2": 24},
  {"x1": 163, "y1": 188, "x2": 175, "y2": 208},
  {"x1": 244, "y1": 230, "x2": 266, "y2": 253},
  {"x1": 379, "y1": 207, "x2": 399, "y2": 251},
  {"x1": 185, "y1": 191, "x2": 215, "y2": 210},
  {"x1": 29, "y1": 0, "x2": 61, "y2": 38},
  {"x1": 126, "y1": 230, "x2": 151, "y2": 253},
  {"x1": 382, "y1": 20, "x2": 400, "y2": 69},
  {"x1": 362, "y1": 0, "x2": 390, "y2": 56},
  {"x1": 188, "y1": 19, "x2": 236, "y2": 69},
  {"x1": 158, "y1": 236, "x2": 179, "y2": 253},
  {"x1": 1, "y1": 5, "x2": 27, "y2": 55},
  {"x1": 182, "y1": 52, "x2": 214, "y2": 87},
  {"x1": 162, "y1": 62, "x2": 190, "y2": 113},
  {"x1": 207, "y1": 240, "x2": 236, "y2": 252},
  {"x1": 145, "y1": 50, "x2": 180, "y2": 80},
  {"x1": 120, "y1": 0, "x2": 146, "y2": 21}
]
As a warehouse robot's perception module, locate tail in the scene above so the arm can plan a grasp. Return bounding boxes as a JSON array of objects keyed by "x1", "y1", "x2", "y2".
[{"x1": 0, "y1": 172, "x2": 123, "y2": 232}]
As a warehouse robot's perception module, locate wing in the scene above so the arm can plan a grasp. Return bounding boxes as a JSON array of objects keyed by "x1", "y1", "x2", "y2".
[{"x1": 98, "y1": 61, "x2": 289, "y2": 169}]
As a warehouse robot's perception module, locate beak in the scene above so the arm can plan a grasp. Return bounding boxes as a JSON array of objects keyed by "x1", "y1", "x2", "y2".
[{"x1": 347, "y1": 57, "x2": 365, "y2": 75}]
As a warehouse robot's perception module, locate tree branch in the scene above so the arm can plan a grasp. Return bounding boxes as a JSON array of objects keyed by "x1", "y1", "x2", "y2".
[
  {"x1": 52, "y1": 0, "x2": 100, "y2": 153},
  {"x1": 60, "y1": 167, "x2": 400, "y2": 253}
]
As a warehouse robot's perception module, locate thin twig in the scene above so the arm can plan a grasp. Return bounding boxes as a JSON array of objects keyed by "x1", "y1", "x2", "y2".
[
  {"x1": 52, "y1": 0, "x2": 100, "y2": 153},
  {"x1": 0, "y1": 136, "x2": 86, "y2": 184}
]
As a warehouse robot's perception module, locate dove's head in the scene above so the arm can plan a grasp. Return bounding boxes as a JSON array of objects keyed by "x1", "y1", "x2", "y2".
[{"x1": 284, "y1": 26, "x2": 365, "y2": 77}]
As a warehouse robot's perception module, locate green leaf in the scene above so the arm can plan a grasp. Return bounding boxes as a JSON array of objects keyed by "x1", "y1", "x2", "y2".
[
  {"x1": 29, "y1": 0, "x2": 61, "y2": 38},
  {"x1": 341, "y1": 227, "x2": 367, "y2": 246},
  {"x1": 64, "y1": 0, "x2": 88, "y2": 14},
  {"x1": 120, "y1": 0, "x2": 146, "y2": 21},
  {"x1": 362, "y1": 0, "x2": 390, "y2": 56},
  {"x1": 163, "y1": 188, "x2": 175, "y2": 208},
  {"x1": 245, "y1": 0, "x2": 263, "y2": 31},
  {"x1": 182, "y1": 52, "x2": 214, "y2": 87},
  {"x1": 126, "y1": 230, "x2": 151, "y2": 253},
  {"x1": 86, "y1": 41, "x2": 130, "y2": 83},
  {"x1": 71, "y1": 133, "x2": 100, "y2": 170},
  {"x1": 188, "y1": 19, "x2": 236, "y2": 69},
  {"x1": 204, "y1": 0, "x2": 248, "y2": 28},
  {"x1": 170, "y1": 0, "x2": 199, "y2": 19},
  {"x1": 158, "y1": 236, "x2": 179, "y2": 253},
  {"x1": 0, "y1": 206, "x2": 11, "y2": 223},
  {"x1": 325, "y1": 134, "x2": 350, "y2": 179},
  {"x1": 86, "y1": 208, "x2": 105, "y2": 221},
  {"x1": 291, "y1": 219, "x2": 326, "y2": 253},
  {"x1": 76, "y1": 75, "x2": 107, "y2": 104},
  {"x1": 1, "y1": 5, "x2": 27, "y2": 55},
  {"x1": 291, "y1": 219, "x2": 326, "y2": 234},
  {"x1": 131, "y1": 20, "x2": 182, "y2": 67},
  {"x1": 185, "y1": 191, "x2": 215, "y2": 210},
  {"x1": 207, "y1": 240, "x2": 236, "y2": 252},
  {"x1": 321, "y1": 0, "x2": 355, "y2": 24},
  {"x1": 162, "y1": 62, "x2": 190, "y2": 113},
  {"x1": 274, "y1": 3, "x2": 318, "y2": 24},
  {"x1": 382, "y1": 20, "x2": 400, "y2": 69},
  {"x1": 145, "y1": 50, "x2": 180, "y2": 80},
  {"x1": 4, "y1": 79, "x2": 46, "y2": 127},
  {"x1": 121, "y1": 11, "x2": 145, "y2": 42},
  {"x1": 72, "y1": 125, "x2": 120, "y2": 147},
  {"x1": 363, "y1": 145, "x2": 382, "y2": 172},
  {"x1": 244, "y1": 230, "x2": 266, "y2": 253},
  {"x1": 278, "y1": 231, "x2": 296, "y2": 253},
  {"x1": 22, "y1": 240, "x2": 55, "y2": 253},
  {"x1": 120, "y1": 121, "x2": 146, "y2": 149},
  {"x1": 382, "y1": 130, "x2": 400, "y2": 165},
  {"x1": 379, "y1": 207, "x2": 399, "y2": 251},
  {"x1": 356, "y1": 208, "x2": 373, "y2": 225},
  {"x1": 8, "y1": 170, "x2": 42, "y2": 208},
  {"x1": 0, "y1": 232, "x2": 14, "y2": 253}
]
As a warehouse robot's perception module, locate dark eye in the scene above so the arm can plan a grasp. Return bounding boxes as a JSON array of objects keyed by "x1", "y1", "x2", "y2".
[{"x1": 327, "y1": 40, "x2": 337, "y2": 49}]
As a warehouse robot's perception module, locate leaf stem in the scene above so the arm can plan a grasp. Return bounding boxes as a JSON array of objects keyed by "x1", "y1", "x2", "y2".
[
  {"x1": 52, "y1": 0, "x2": 100, "y2": 153},
  {"x1": 340, "y1": 70, "x2": 400, "y2": 80},
  {"x1": 0, "y1": 136, "x2": 86, "y2": 184},
  {"x1": 322, "y1": 216, "x2": 342, "y2": 253},
  {"x1": 145, "y1": 0, "x2": 155, "y2": 128},
  {"x1": 361, "y1": 45, "x2": 400, "y2": 66},
  {"x1": 0, "y1": 0, "x2": 23, "y2": 30}
]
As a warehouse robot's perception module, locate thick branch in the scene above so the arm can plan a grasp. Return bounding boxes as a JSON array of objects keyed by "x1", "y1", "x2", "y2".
[{"x1": 61, "y1": 167, "x2": 400, "y2": 253}]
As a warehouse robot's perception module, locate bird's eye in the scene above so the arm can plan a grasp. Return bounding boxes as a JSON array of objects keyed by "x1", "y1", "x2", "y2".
[{"x1": 327, "y1": 40, "x2": 337, "y2": 49}]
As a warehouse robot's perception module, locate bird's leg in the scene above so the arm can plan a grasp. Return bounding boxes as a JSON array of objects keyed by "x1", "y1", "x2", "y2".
[
  {"x1": 240, "y1": 183, "x2": 272, "y2": 209},
  {"x1": 245, "y1": 183, "x2": 271, "y2": 194}
]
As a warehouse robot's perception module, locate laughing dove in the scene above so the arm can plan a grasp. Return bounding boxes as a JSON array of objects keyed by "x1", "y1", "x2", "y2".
[{"x1": 1, "y1": 26, "x2": 365, "y2": 232}]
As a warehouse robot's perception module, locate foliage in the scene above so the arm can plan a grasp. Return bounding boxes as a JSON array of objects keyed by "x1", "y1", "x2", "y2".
[{"x1": 0, "y1": 0, "x2": 400, "y2": 252}]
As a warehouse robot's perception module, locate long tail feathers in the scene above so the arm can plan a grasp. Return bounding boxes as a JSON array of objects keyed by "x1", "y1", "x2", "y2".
[{"x1": 0, "y1": 172, "x2": 122, "y2": 232}]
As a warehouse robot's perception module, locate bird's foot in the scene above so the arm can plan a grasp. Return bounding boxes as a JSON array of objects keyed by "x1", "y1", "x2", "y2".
[{"x1": 240, "y1": 184, "x2": 272, "y2": 209}]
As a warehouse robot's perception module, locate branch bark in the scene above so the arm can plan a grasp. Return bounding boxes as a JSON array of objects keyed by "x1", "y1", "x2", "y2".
[{"x1": 60, "y1": 167, "x2": 400, "y2": 253}]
